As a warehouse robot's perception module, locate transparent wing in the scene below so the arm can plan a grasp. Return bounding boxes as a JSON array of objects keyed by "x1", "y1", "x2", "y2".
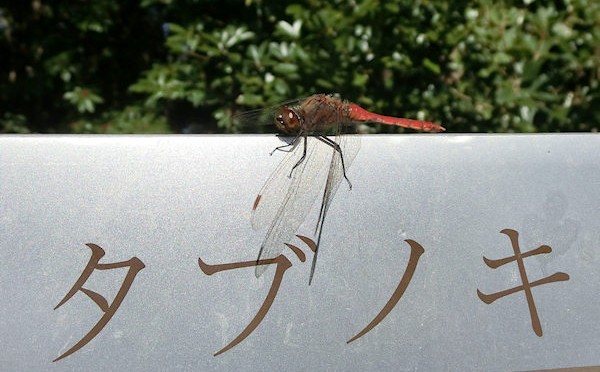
[
  {"x1": 254, "y1": 132, "x2": 361, "y2": 278},
  {"x1": 254, "y1": 137, "x2": 329, "y2": 277},
  {"x1": 250, "y1": 138, "x2": 302, "y2": 231},
  {"x1": 319, "y1": 132, "x2": 361, "y2": 220},
  {"x1": 307, "y1": 131, "x2": 361, "y2": 282},
  {"x1": 232, "y1": 97, "x2": 308, "y2": 131}
]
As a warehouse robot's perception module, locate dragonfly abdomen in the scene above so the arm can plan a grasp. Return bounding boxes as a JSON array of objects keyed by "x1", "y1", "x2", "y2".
[{"x1": 347, "y1": 103, "x2": 445, "y2": 132}]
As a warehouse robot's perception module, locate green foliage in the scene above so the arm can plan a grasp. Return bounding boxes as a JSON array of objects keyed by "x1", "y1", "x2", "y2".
[
  {"x1": 444, "y1": 0, "x2": 600, "y2": 132},
  {"x1": 0, "y1": 113, "x2": 29, "y2": 134},
  {"x1": 0, "y1": 1, "x2": 170, "y2": 133},
  {"x1": 69, "y1": 106, "x2": 169, "y2": 134},
  {"x1": 63, "y1": 87, "x2": 104, "y2": 114},
  {"x1": 1, "y1": 0, "x2": 598, "y2": 133}
]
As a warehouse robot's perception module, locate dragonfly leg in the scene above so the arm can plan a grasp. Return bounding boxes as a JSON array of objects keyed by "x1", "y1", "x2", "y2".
[
  {"x1": 289, "y1": 135, "x2": 308, "y2": 178},
  {"x1": 269, "y1": 133, "x2": 302, "y2": 155},
  {"x1": 270, "y1": 142, "x2": 294, "y2": 155},
  {"x1": 317, "y1": 136, "x2": 352, "y2": 190},
  {"x1": 309, "y1": 185, "x2": 328, "y2": 285}
]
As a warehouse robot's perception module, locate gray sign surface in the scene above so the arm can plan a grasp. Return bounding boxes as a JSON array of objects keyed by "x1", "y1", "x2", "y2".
[{"x1": 0, "y1": 134, "x2": 598, "y2": 371}]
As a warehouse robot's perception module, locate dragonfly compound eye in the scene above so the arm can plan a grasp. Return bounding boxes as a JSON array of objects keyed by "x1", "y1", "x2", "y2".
[{"x1": 274, "y1": 108, "x2": 301, "y2": 134}]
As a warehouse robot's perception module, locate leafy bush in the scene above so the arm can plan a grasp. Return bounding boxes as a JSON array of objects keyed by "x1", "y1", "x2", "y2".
[
  {"x1": 444, "y1": 0, "x2": 600, "y2": 132},
  {"x1": 1, "y1": 0, "x2": 598, "y2": 133}
]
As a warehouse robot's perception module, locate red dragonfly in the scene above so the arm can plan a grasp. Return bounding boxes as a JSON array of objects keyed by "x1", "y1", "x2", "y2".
[{"x1": 242, "y1": 94, "x2": 444, "y2": 284}]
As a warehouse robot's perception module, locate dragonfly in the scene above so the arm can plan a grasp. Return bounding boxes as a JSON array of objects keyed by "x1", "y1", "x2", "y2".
[{"x1": 241, "y1": 94, "x2": 445, "y2": 284}]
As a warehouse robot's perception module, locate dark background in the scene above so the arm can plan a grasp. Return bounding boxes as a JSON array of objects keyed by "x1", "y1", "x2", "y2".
[{"x1": 1, "y1": 0, "x2": 598, "y2": 134}]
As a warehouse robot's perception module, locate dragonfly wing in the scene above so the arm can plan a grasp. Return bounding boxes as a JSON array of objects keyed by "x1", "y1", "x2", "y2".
[
  {"x1": 251, "y1": 138, "x2": 301, "y2": 231},
  {"x1": 232, "y1": 97, "x2": 309, "y2": 130},
  {"x1": 308, "y1": 131, "x2": 361, "y2": 283},
  {"x1": 320, "y1": 132, "x2": 361, "y2": 216},
  {"x1": 255, "y1": 136, "x2": 333, "y2": 277}
]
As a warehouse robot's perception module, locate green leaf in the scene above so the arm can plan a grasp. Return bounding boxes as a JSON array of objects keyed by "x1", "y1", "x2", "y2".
[
  {"x1": 272, "y1": 63, "x2": 298, "y2": 75},
  {"x1": 423, "y1": 58, "x2": 441, "y2": 74}
]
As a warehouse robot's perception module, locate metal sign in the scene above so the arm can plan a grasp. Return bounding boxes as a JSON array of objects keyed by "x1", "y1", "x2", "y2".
[{"x1": 0, "y1": 134, "x2": 598, "y2": 371}]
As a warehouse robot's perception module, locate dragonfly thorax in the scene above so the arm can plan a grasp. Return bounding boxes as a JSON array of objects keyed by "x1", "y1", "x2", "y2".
[{"x1": 274, "y1": 107, "x2": 302, "y2": 134}]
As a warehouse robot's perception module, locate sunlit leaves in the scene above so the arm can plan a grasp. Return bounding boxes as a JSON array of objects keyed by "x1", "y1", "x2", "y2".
[
  {"x1": 2, "y1": 0, "x2": 598, "y2": 133},
  {"x1": 445, "y1": 0, "x2": 600, "y2": 132},
  {"x1": 275, "y1": 20, "x2": 302, "y2": 39},
  {"x1": 63, "y1": 87, "x2": 104, "y2": 114}
]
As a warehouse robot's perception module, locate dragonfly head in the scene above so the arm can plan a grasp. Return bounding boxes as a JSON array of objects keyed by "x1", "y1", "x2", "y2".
[{"x1": 274, "y1": 107, "x2": 302, "y2": 134}]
